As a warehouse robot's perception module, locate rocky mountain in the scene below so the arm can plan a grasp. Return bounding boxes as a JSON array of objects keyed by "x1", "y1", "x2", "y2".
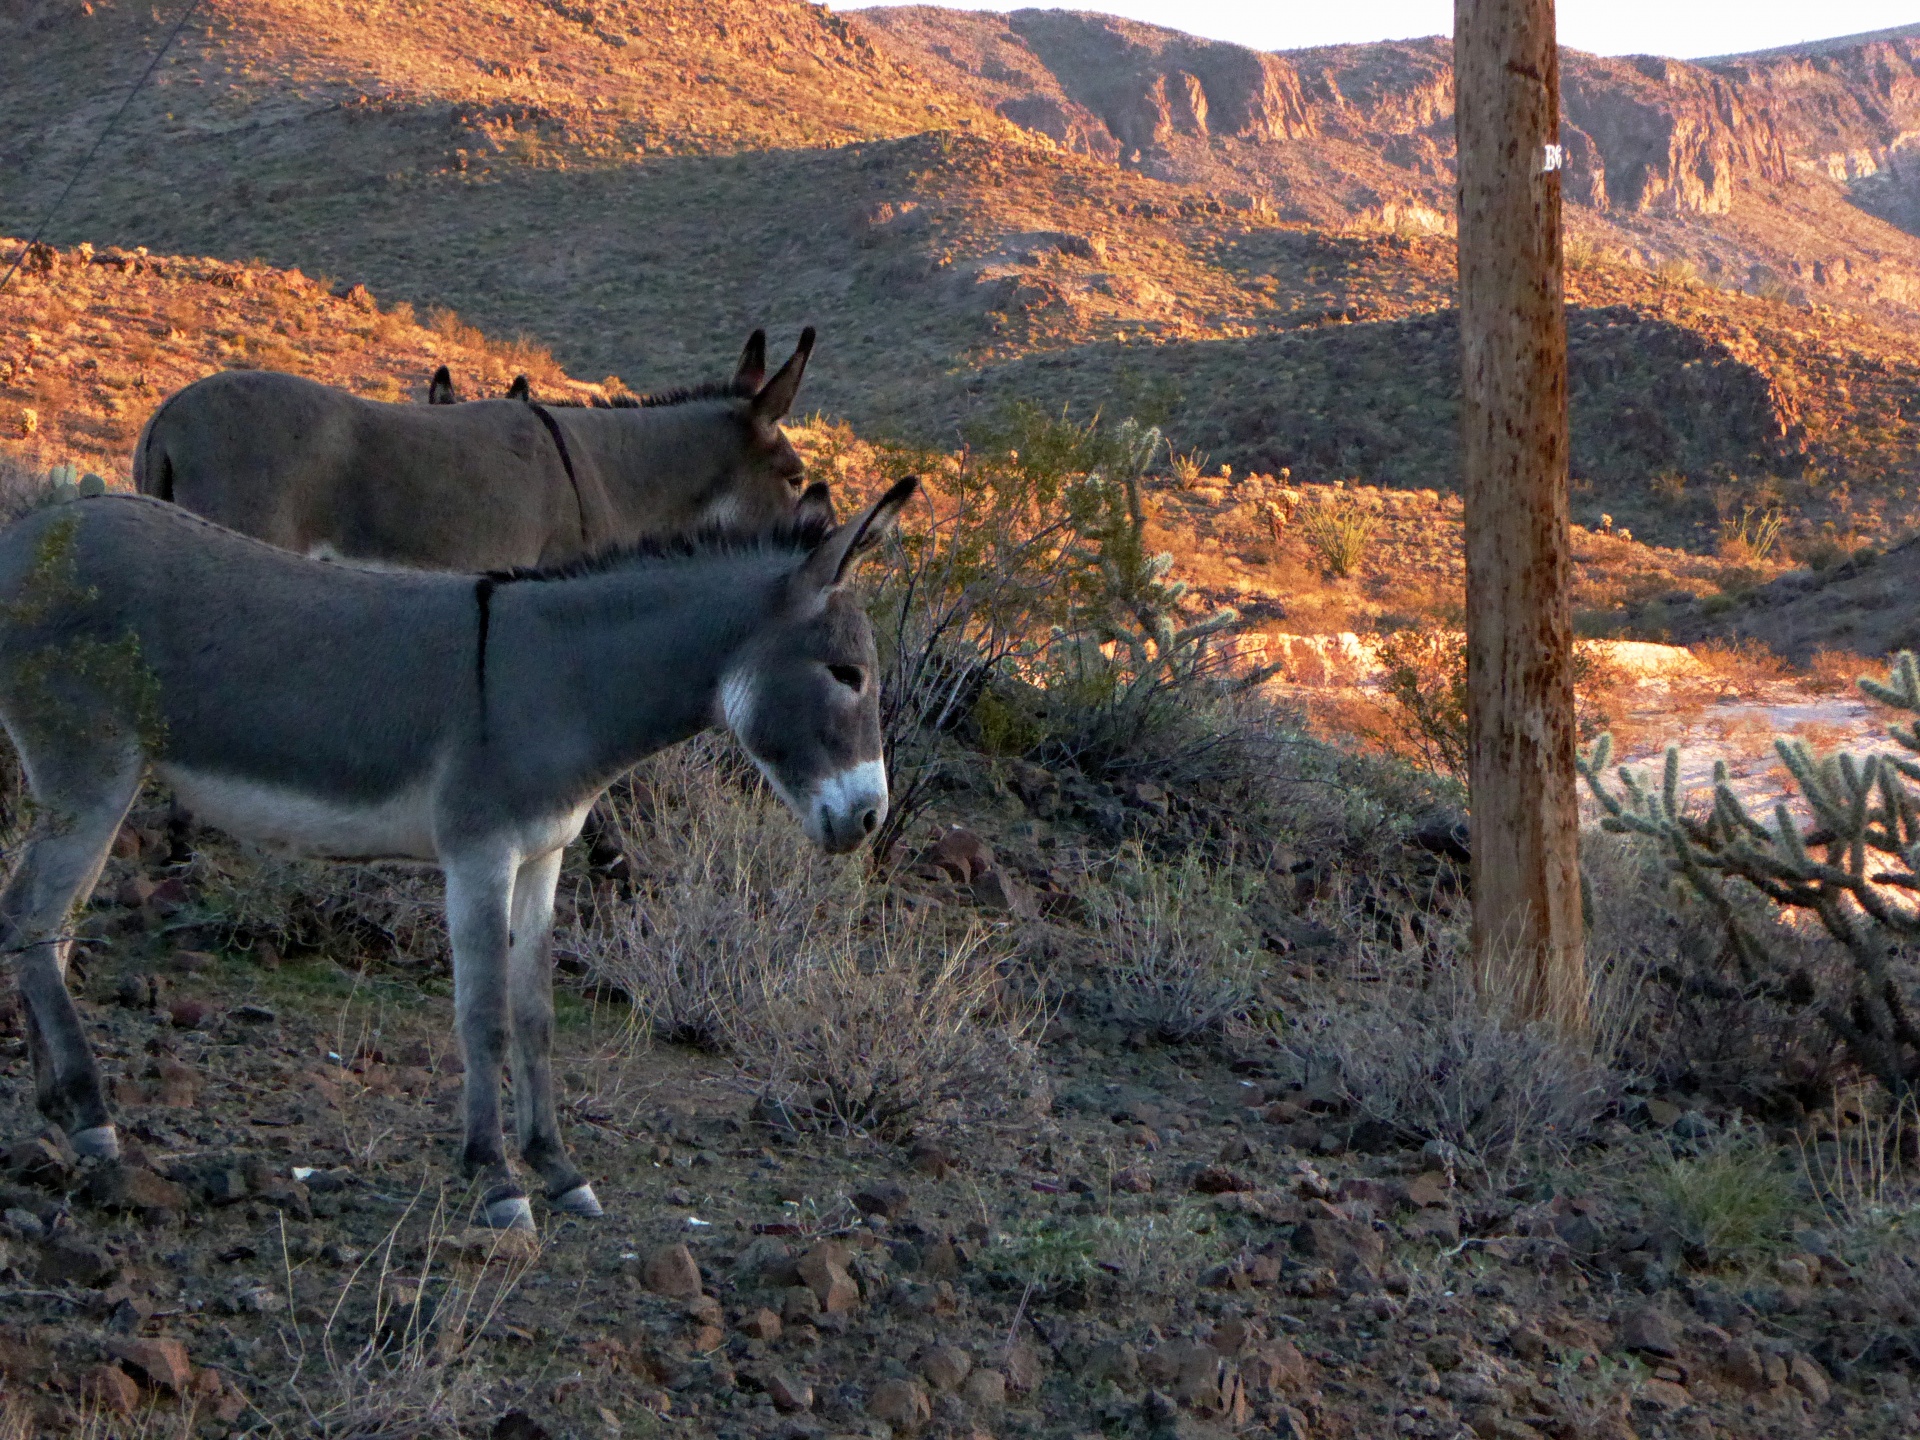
[
  {"x1": 856, "y1": 10, "x2": 1920, "y2": 321},
  {"x1": 6, "y1": 1, "x2": 1920, "y2": 555}
]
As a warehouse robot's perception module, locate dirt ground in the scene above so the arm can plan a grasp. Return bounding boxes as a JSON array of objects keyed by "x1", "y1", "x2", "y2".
[{"x1": 0, "y1": 768, "x2": 1916, "y2": 1440}]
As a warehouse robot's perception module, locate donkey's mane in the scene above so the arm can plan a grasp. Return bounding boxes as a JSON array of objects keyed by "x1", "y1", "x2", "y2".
[
  {"x1": 483, "y1": 508, "x2": 834, "y2": 586},
  {"x1": 537, "y1": 377, "x2": 756, "y2": 410}
]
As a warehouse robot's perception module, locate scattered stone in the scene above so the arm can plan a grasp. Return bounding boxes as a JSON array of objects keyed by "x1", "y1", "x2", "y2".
[
  {"x1": 923, "y1": 827, "x2": 995, "y2": 883},
  {"x1": 739, "y1": 1307, "x2": 783, "y2": 1342},
  {"x1": 1004, "y1": 1342, "x2": 1044, "y2": 1394},
  {"x1": 1190, "y1": 1165, "x2": 1253, "y2": 1195},
  {"x1": 108, "y1": 1336, "x2": 192, "y2": 1393},
  {"x1": 228, "y1": 1003, "x2": 277, "y2": 1024},
  {"x1": 38, "y1": 1236, "x2": 116, "y2": 1287},
  {"x1": 868, "y1": 1377, "x2": 932, "y2": 1431},
  {"x1": 1402, "y1": 1172, "x2": 1452, "y2": 1209},
  {"x1": 685, "y1": 1294, "x2": 723, "y2": 1326},
  {"x1": 970, "y1": 867, "x2": 1034, "y2": 915},
  {"x1": 1079, "y1": 1340, "x2": 1139, "y2": 1389},
  {"x1": 797, "y1": 1242, "x2": 860, "y2": 1313},
  {"x1": 922, "y1": 1240, "x2": 962, "y2": 1279},
  {"x1": 153, "y1": 1059, "x2": 198, "y2": 1108},
  {"x1": 853, "y1": 1180, "x2": 912, "y2": 1219},
  {"x1": 83, "y1": 1164, "x2": 187, "y2": 1220},
  {"x1": 492, "y1": 1412, "x2": 553, "y2": 1440},
  {"x1": 1616, "y1": 1305, "x2": 1678, "y2": 1359},
  {"x1": 169, "y1": 950, "x2": 217, "y2": 974},
  {"x1": 1113, "y1": 1164, "x2": 1154, "y2": 1194},
  {"x1": 1787, "y1": 1352, "x2": 1831, "y2": 1405},
  {"x1": 920, "y1": 1344, "x2": 972, "y2": 1392},
  {"x1": 1292, "y1": 1215, "x2": 1384, "y2": 1282},
  {"x1": 765, "y1": 1368, "x2": 814, "y2": 1412},
  {"x1": 783, "y1": 1283, "x2": 827, "y2": 1326},
  {"x1": 1403, "y1": 1207, "x2": 1461, "y2": 1246},
  {"x1": 960, "y1": 1368, "x2": 1006, "y2": 1409},
  {"x1": 167, "y1": 998, "x2": 209, "y2": 1030},
  {"x1": 9, "y1": 1134, "x2": 75, "y2": 1189},
  {"x1": 907, "y1": 1142, "x2": 954, "y2": 1178},
  {"x1": 82, "y1": 1363, "x2": 140, "y2": 1415},
  {"x1": 642, "y1": 1243, "x2": 703, "y2": 1299}
]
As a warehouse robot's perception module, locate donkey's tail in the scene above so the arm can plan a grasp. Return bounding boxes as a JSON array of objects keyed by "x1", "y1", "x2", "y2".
[{"x1": 132, "y1": 391, "x2": 184, "y2": 500}]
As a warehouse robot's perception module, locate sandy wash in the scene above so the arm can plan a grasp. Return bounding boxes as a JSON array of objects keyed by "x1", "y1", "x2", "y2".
[{"x1": 0, "y1": 477, "x2": 916, "y2": 1230}]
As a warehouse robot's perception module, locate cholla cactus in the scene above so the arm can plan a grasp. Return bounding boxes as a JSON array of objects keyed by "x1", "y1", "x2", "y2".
[{"x1": 1580, "y1": 652, "x2": 1920, "y2": 1096}]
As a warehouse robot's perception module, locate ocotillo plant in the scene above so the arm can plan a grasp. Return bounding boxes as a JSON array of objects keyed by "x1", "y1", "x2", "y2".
[{"x1": 1579, "y1": 652, "x2": 1920, "y2": 1097}]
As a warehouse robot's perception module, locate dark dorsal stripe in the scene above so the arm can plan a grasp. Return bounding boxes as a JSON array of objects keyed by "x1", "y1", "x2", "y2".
[
  {"x1": 474, "y1": 575, "x2": 497, "y2": 738},
  {"x1": 526, "y1": 402, "x2": 592, "y2": 553}
]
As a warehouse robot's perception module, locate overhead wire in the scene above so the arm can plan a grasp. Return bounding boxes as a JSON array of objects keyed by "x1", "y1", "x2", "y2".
[{"x1": 0, "y1": 0, "x2": 205, "y2": 297}]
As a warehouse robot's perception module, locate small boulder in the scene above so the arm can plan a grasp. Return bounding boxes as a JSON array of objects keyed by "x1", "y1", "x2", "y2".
[
  {"x1": 108, "y1": 1336, "x2": 193, "y2": 1393},
  {"x1": 83, "y1": 1164, "x2": 188, "y2": 1221},
  {"x1": 738, "y1": 1306, "x2": 782, "y2": 1341},
  {"x1": 82, "y1": 1363, "x2": 140, "y2": 1415},
  {"x1": 1615, "y1": 1305, "x2": 1678, "y2": 1359},
  {"x1": 867, "y1": 1377, "x2": 932, "y2": 1431},
  {"x1": 853, "y1": 1180, "x2": 911, "y2": 1219},
  {"x1": 919, "y1": 1343, "x2": 972, "y2": 1392},
  {"x1": 764, "y1": 1368, "x2": 813, "y2": 1412},
  {"x1": 642, "y1": 1243, "x2": 703, "y2": 1299},
  {"x1": 960, "y1": 1367, "x2": 1007, "y2": 1408},
  {"x1": 796, "y1": 1243, "x2": 859, "y2": 1313}
]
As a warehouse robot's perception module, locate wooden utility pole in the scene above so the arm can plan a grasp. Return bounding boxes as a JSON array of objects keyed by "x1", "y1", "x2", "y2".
[{"x1": 1455, "y1": 0, "x2": 1588, "y2": 1038}]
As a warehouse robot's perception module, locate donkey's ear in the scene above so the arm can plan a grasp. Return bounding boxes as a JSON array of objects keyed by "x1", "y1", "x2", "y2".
[
  {"x1": 795, "y1": 480, "x2": 836, "y2": 532},
  {"x1": 799, "y1": 475, "x2": 919, "y2": 591},
  {"x1": 750, "y1": 326, "x2": 816, "y2": 427},
  {"x1": 428, "y1": 365, "x2": 455, "y2": 404},
  {"x1": 735, "y1": 328, "x2": 768, "y2": 392},
  {"x1": 507, "y1": 375, "x2": 531, "y2": 402}
]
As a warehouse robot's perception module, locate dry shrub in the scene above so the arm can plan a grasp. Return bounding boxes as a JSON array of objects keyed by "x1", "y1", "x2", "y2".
[
  {"x1": 730, "y1": 917, "x2": 1042, "y2": 1139},
  {"x1": 1286, "y1": 908, "x2": 1620, "y2": 1178},
  {"x1": 1804, "y1": 647, "x2": 1877, "y2": 697},
  {"x1": 1079, "y1": 845, "x2": 1263, "y2": 1041},
  {"x1": 1369, "y1": 630, "x2": 1630, "y2": 782},
  {"x1": 1580, "y1": 829, "x2": 1847, "y2": 1116},
  {"x1": 1692, "y1": 636, "x2": 1791, "y2": 696},
  {"x1": 1288, "y1": 981, "x2": 1616, "y2": 1179},
  {"x1": 275, "y1": 1190, "x2": 528, "y2": 1439},
  {"x1": 569, "y1": 737, "x2": 1044, "y2": 1138},
  {"x1": 189, "y1": 848, "x2": 449, "y2": 970}
]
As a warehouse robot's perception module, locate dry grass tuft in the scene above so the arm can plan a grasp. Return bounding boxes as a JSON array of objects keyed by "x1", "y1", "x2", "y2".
[
  {"x1": 570, "y1": 737, "x2": 1045, "y2": 1138},
  {"x1": 274, "y1": 1188, "x2": 534, "y2": 1439},
  {"x1": 1079, "y1": 845, "x2": 1263, "y2": 1042}
]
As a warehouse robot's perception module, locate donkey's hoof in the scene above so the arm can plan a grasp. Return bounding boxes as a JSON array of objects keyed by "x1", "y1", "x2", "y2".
[
  {"x1": 70, "y1": 1125, "x2": 119, "y2": 1160},
  {"x1": 482, "y1": 1194, "x2": 536, "y2": 1232},
  {"x1": 552, "y1": 1183, "x2": 603, "y2": 1218}
]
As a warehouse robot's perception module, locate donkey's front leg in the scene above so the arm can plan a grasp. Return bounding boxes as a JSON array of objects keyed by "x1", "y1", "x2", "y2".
[
  {"x1": 445, "y1": 852, "x2": 532, "y2": 1231},
  {"x1": 507, "y1": 847, "x2": 599, "y2": 1216}
]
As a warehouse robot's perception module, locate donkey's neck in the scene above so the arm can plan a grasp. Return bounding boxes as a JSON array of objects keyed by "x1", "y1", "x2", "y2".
[
  {"x1": 485, "y1": 550, "x2": 789, "y2": 794},
  {"x1": 558, "y1": 404, "x2": 739, "y2": 535}
]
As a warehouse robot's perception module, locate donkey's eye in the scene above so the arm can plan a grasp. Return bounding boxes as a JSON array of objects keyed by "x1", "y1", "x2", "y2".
[{"x1": 828, "y1": 664, "x2": 865, "y2": 693}]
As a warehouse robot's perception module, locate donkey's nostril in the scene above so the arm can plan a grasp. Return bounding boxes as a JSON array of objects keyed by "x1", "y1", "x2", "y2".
[{"x1": 861, "y1": 808, "x2": 879, "y2": 835}]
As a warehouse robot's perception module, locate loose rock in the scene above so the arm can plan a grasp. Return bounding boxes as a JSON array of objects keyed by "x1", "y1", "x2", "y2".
[
  {"x1": 642, "y1": 1242, "x2": 703, "y2": 1299},
  {"x1": 868, "y1": 1377, "x2": 932, "y2": 1431}
]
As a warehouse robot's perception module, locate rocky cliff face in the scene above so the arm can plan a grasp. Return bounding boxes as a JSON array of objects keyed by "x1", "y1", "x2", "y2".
[
  {"x1": 854, "y1": 8, "x2": 1920, "y2": 326},
  {"x1": 856, "y1": 8, "x2": 1805, "y2": 221},
  {"x1": 1707, "y1": 26, "x2": 1920, "y2": 232}
]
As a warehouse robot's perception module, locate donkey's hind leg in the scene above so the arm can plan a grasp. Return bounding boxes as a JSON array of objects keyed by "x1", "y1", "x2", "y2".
[
  {"x1": 506, "y1": 847, "x2": 599, "y2": 1217},
  {"x1": 1, "y1": 748, "x2": 142, "y2": 1157}
]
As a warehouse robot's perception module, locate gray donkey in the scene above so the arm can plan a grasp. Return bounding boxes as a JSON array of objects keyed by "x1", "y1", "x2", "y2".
[
  {"x1": 133, "y1": 329, "x2": 815, "y2": 569},
  {"x1": 0, "y1": 477, "x2": 914, "y2": 1228}
]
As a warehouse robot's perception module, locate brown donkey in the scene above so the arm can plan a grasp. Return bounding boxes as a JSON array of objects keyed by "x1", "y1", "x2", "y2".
[{"x1": 134, "y1": 330, "x2": 816, "y2": 570}]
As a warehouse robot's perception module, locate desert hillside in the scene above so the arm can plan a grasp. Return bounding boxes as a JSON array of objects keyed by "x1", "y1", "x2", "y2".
[{"x1": 4, "y1": 1, "x2": 1920, "y2": 553}]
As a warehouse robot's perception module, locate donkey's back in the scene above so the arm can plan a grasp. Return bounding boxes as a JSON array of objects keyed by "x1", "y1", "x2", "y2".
[{"x1": 135, "y1": 370, "x2": 584, "y2": 570}]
